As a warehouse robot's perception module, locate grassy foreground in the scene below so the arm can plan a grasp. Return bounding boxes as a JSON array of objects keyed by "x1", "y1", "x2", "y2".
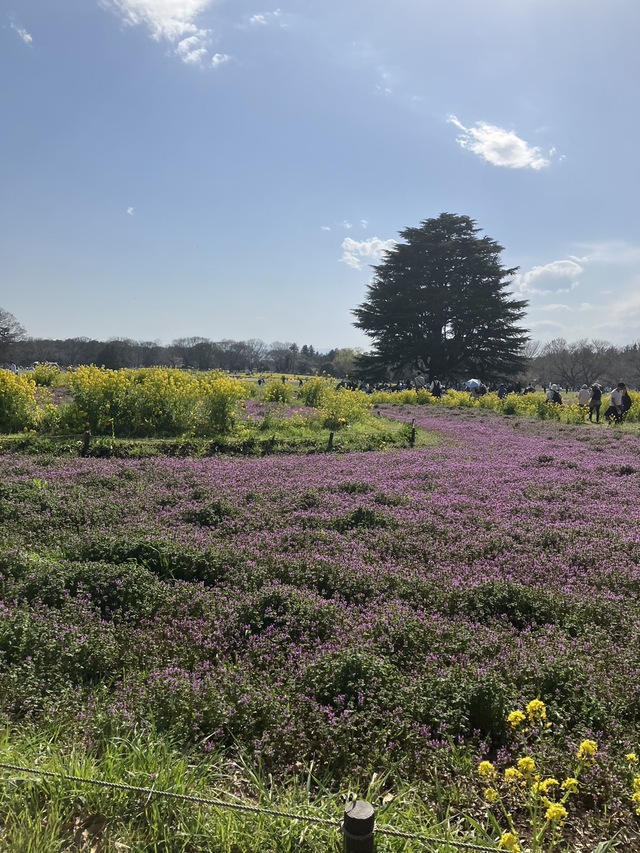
[{"x1": 1, "y1": 404, "x2": 639, "y2": 850}]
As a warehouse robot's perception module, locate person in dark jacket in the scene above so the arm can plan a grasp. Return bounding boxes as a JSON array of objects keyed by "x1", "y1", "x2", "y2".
[{"x1": 588, "y1": 384, "x2": 602, "y2": 423}]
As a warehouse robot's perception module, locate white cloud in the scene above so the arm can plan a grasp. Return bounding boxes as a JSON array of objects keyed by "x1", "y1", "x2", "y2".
[
  {"x1": 342, "y1": 220, "x2": 353, "y2": 230},
  {"x1": 514, "y1": 259, "x2": 584, "y2": 295},
  {"x1": 11, "y1": 24, "x2": 33, "y2": 45},
  {"x1": 126, "y1": 207, "x2": 135, "y2": 215},
  {"x1": 341, "y1": 236, "x2": 395, "y2": 270},
  {"x1": 248, "y1": 9, "x2": 283, "y2": 27},
  {"x1": 360, "y1": 220, "x2": 368, "y2": 229},
  {"x1": 102, "y1": 0, "x2": 219, "y2": 65},
  {"x1": 539, "y1": 303, "x2": 570, "y2": 312},
  {"x1": 211, "y1": 52, "x2": 230, "y2": 68},
  {"x1": 448, "y1": 115, "x2": 551, "y2": 170},
  {"x1": 320, "y1": 225, "x2": 331, "y2": 232}
]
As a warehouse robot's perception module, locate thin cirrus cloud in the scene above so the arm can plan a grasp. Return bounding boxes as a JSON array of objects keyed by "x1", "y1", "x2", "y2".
[
  {"x1": 102, "y1": 0, "x2": 222, "y2": 65},
  {"x1": 248, "y1": 9, "x2": 283, "y2": 27},
  {"x1": 11, "y1": 23, "x2": 33, "y2": 44},
  {"x1": 341, "y1": 236, "x2": 395, "y2": 270},
  {"x1": 448, "y1": 115, "x2": 551, "y2": 170}
]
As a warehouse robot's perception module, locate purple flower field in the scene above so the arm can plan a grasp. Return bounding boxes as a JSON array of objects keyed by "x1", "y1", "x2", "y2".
[{"x1": 1, "y1": 407, "x2": 639, "y2": 805}]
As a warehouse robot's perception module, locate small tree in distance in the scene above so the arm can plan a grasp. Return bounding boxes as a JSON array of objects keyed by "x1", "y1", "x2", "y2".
[
  {"x1": 352, "y1": 213, "x2": 529, "y2": 383},
  {"x1": 0, "y1": 308, "x2": 26, "y2": 363}
]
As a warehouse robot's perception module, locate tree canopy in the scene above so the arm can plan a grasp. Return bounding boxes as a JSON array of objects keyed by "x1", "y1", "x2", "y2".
[
  {"x1": 0, "y1": 308, "x2": 26, "y2": 362},
  {"x1": 352, "y1": 213, "x2": 529, "y2": 382}
]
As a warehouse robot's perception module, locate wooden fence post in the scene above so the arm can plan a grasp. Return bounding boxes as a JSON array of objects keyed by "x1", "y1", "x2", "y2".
[
  {"x1": 342, "y1": 799, "x2": 375, "y2": 852},
  {"x1": 409, "y1": 418, "x2": 416, "y2": 447},
  {"x1": 327, "y1": 431, "x2": 334, "y2": 451},
  {"x1": 81, "y1": 431, "x2": 91, "y2": 457}
]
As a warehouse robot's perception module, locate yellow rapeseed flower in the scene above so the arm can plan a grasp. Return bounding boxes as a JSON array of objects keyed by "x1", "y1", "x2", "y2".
[
  {"x1": 484, "y1": 787, "x2": 500, "y2": 803},
  {"x1": 561, "y1": 777, "x2": 579, "y2": 794},
  {"x1": 626, "y1": 753, "x2": 638, "y2": 763},
  {"x1": 526, "y1": 699, "x2": 547, "y2": 725},
  {"x1": 545, "y1": 803, "x2": 568, "y2": 822},
  {"x1": 504, "y1": 767, "x2": 523, "y2": 784},
  {"x1": 517, "y1": 756, "x2": 536, "y2": 775},
  {"x1": 498, "y1": 831, "x2": 521, "y2": 852},
  {"x1": 577, "y1": 739, "x2": 598, "y2": 761},
  {"x1": 507, "y1": 710, "x2": 526, "y2": 729},
  {"x1": 478, "y1": 760, "x2": 496, "y2": 779},
  {"x1": 532, "y1": 778, "x2": 559, "y2": 795},
  {"x1": 633, "y1": 774, "x2": 640, "y2": 792}
]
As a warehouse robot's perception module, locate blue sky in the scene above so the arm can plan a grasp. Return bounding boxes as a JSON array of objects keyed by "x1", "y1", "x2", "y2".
[{"x1": 2, "y1": 0, "x2": 639, "y2": 351}]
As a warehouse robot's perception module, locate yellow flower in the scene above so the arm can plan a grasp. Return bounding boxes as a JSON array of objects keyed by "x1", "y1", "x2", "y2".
[
  {"x1": 526, "y1": 699, "x2": 547, "y2": 725},
  {"x1": 577, "y1": 739, "x2": 598, "y2": 761},
  {"x1": 561, "y1": 777, "x2": 579, "y2": 794},
  {"x1": 498, "y1": 831, "x2": 521, "y2": 852},
  {"x1": 484, "y1": 787, "x2": 500, "y2": 803},
  {"x1": 504, "y1": 767, "x2": 523, "y2": 784},
  {"x1": 532, "y1": 778, "x2": 559, "y2": 795},
  {"x1": 507, "y1": 710, "x2": 526, "y2": 729},
  {"x1": 478, "y1": 760, "x2": 496, "y2": 779},
  {"x1": 626, "y1": 753, "x2": 638, "y2": 763},
  {"x1": 545, "y1": 803, "x2": 568, "y2": 822},
  {"x1": 517, "y1": 756, "x2": 536, "y2": 775},
  {"x1": 633, "y1": 775, "x2": 640, "y2": 792}
]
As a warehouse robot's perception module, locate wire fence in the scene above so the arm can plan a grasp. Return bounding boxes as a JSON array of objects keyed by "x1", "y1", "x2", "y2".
[{"x1": 0, "y1": 760, "x2": 501, "y2": 851}]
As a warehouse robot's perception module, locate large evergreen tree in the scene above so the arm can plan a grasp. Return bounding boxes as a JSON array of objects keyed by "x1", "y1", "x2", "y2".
[{"x1": 352, "y1": 213, "x2": 529, "y2": 382}]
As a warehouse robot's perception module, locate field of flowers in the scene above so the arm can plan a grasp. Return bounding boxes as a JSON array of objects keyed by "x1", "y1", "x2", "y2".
[{"x1": 1, "y1": 405, "x2": 640, "y2": 847}]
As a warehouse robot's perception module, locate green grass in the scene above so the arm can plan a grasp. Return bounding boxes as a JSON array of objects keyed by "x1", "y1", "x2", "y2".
[
  {"x1": 0, "y1": 413, "x2": 439, "y2": 458},
  {"x1": 0, "y1": 726, "x2": 502, "y2": 852}
]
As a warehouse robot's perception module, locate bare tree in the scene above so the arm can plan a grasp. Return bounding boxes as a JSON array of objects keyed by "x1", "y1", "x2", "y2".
[{"x1": 0, "y1": 308, "x2": 26, "y2": 362}]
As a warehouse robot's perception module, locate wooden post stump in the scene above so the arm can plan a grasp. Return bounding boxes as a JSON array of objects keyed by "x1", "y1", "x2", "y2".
[{"x1": 342, "y1": 799, "x2": 375, "y2": 852}]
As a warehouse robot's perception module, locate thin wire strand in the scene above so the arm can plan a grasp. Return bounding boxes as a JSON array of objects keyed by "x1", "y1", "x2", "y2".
[{"x1": 0, "y1": 761, "x2": 500, "y2": 850}]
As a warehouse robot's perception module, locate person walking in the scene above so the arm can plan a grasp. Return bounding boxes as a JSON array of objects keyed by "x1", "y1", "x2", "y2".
[
  {"x1": 578, "y1": 384, "x2": 591, "y2": 407},
  {"x1": 588, "y1": 384, "x2": 602, "y2": 423}
]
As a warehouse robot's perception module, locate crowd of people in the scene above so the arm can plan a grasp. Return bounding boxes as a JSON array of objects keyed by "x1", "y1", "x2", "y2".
[{"x1": 545, "y1": 381, "x2": 633, "y2": 423}]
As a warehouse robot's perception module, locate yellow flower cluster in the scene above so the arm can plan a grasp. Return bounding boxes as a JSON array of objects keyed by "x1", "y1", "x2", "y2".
[
  {"x1": 498, "y1": 831, "x2": 521, "y2": 852},
  {"x1": 507, "y1": 699, "x2": 549, "y2": 732},
  {"x1": 478, "y1": 760, "x2": 497, "y2": 779},
  {"x1": 63, "y1": 366, "x2": 248, "y2": 437},
  {"x1": 561, "y1": 777, "x2": 579, "y2": 794},
  {"x1": 526, "y1": 699, "x2": 547, "y2": 725},
  {"x1": 544, "y1": 802, "x2": 568, "y2": 822},
  {"x1": 517, "y1": 756, "x2": 536, "y2": 775},
  {"x1": 576, "y1": 739, "x2": 598, "y2": 762},
  {"x1": 507, "y1": 710, "x2": 526, "y2": 729},
  {"x1": 632, "y1": 775, "x2": 640, "y2": 814}
]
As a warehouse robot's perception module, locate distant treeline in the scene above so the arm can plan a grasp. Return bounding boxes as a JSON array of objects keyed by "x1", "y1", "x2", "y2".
[
  {"x1": 4, "y1": 330, "x2": 640, "y2": 388},
  {"x1": 5, "y1": 336, "x2": 361, "y2": 377}
]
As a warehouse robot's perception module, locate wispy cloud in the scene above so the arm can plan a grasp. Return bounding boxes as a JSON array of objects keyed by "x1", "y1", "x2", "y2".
[
  {"x1": 11, "y1": 23, "x2": 33, "y2": 45},
  {"x1": 102, "y1": 0, "x2": 220, "y2": 65},
  {"x1": 448, "y1": 115, "x2": 551, "y2": 170},
  {"x1": 513, "y1": 259, "x2": 584, "y2": 295},
  {"x1": 574, "y1": 240, "x2": 640, "y2": 266},
  {"x1": 341, "y1": 236, "x2": 395, "y2": 270},
  {"x1": 248, "y1": 9, "x2": 283, "y2": 27},
  {"x1": 126, "y1": 207, "x2": 135, "y2": 216}
]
